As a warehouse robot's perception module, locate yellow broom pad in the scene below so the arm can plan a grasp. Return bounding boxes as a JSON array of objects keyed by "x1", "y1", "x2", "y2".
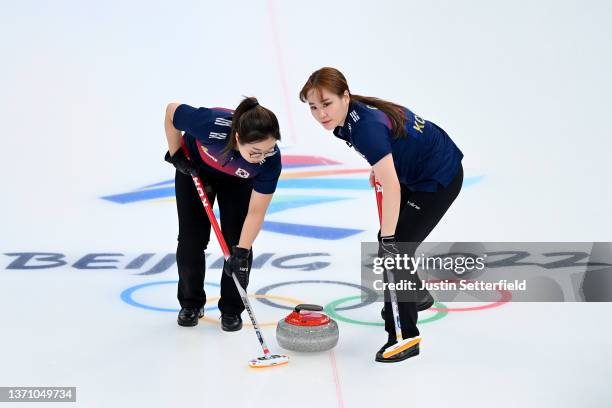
[{"x1": 382, "y1": 337, "x2": 421, "y2": 359}]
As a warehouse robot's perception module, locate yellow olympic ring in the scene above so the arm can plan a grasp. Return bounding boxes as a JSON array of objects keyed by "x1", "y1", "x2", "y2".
[{"x1": 201, "y1": 294, "x2": 305, "y2": 327}]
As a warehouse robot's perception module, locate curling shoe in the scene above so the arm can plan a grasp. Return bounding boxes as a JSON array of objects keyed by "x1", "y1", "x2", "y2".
[
  {"x1": 177, "y1": 307, "x2": 205, "y2": 327},
  {"x1": 375, "y1": 340, "x2": 420, "y2": 363},
  {"x1": 221, "y1": 313, "x2": 243, "y2": 332}
]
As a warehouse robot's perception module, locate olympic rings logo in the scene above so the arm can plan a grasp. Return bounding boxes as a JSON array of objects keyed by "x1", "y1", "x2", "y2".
[{"x1": 120, "y1": 279, "x2": 511, "y2": 327}]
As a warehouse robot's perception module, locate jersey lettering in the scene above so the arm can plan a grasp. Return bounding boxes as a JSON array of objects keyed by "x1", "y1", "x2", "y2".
[{"x1": 413, "y1": 114, "x2": 425, "y2": 133}]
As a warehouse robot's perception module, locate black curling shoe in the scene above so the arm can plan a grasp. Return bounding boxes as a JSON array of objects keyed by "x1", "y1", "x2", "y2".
[
  {"x1": 375, "y1": 341, "x2": 420, "y2": 363},
  {"x1": 221, "y1": 313, "x2": 243, "y2": 332},
  {"x1": 177, "y1": 307, "x2": 205, "y2": 327}
]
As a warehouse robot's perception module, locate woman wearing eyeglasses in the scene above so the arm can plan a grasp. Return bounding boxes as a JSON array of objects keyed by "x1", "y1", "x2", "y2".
[
  {"x1": 300, "y1": 67, "x2": 463, "y2": 362},
  {"x1": 163, "y1": 97, "x2": 281, "y2": 331}
]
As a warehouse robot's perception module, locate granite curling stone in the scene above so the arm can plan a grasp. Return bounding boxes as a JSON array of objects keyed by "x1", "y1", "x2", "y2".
[{"x1": 276, "y1": 304, "x2": 339, "y2": 352}]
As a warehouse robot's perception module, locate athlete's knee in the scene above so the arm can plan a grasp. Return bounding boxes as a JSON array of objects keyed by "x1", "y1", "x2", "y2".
[{"x1": 177, "y1": 234, "x2": 210, "y2": 252}]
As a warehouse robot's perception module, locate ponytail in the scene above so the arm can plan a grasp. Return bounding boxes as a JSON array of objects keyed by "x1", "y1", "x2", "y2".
[
  {"x1": 224, "y1": 97, "x2": 281, "y2": 154},
  {"x1": 350, "y1": 95, "x2": 407, "y2": 138}
]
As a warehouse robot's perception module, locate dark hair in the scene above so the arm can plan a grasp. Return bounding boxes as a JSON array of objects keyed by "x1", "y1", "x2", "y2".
[
  {"x1": 299, "y1": 67, "x2": 407, "y2": 138},
  {"x1": 224, "y1": 96, "x2": 281, "y2": 154}
]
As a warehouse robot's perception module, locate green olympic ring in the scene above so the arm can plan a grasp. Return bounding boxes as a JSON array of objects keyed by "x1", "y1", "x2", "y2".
[{"x1": 324, "y1": 296, "x2": 448, "y2": 326}]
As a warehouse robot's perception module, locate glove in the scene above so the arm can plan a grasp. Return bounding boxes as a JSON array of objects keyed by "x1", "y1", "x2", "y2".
[
  {"x1": 223, "y1": 246, "x2": 251, "y2": 289},
  {"x1": 378, "y1": 235, "x2": 399, "y2": 258},
  {"x1": 378, "y1": 235, "x2": 401, "y2": 279},
  {"x1": 378, "y1": 236, "x2": 421, "y2": 303},
  {"x1": 165, "y1": 149, "x2": 198, "y2": 176}
]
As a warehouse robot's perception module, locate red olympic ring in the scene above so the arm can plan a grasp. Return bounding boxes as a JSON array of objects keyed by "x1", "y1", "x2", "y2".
[{"x1": 426, "y1": 278, "x2": 513, "y2": 312}]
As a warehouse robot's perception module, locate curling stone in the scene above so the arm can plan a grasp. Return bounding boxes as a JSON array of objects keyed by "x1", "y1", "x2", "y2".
[{"x1": 276, "y1": 304, "x2": 339, "y2": 352}]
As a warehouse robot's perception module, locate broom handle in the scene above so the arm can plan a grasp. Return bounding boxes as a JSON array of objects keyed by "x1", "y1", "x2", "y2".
[{"x1": 374, "y1": 180, "x2": 403, "y2": 341}]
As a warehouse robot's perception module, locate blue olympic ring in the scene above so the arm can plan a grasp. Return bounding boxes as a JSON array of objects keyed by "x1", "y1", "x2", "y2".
[{"x1": 120, "y1": 280, "x2": 220, "y2": 312}]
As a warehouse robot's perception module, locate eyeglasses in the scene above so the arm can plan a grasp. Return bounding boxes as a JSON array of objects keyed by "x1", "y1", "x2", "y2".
[{"x1": 249, "y1": 149, "x2": 278, "y2": 160}]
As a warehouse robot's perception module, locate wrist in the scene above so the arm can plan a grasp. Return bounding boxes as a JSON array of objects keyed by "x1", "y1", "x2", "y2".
[{"x1": 233, "y1": 245, "x2": 251, "y2": 257}]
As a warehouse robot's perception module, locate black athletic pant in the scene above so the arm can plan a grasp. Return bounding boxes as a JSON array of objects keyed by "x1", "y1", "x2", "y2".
[
  {"x1": 382, "y1": 164, "x2": 463, "y2": 341},
  {"x1": 175, "y1": 169, "x2": 253, "y2": 314}
]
